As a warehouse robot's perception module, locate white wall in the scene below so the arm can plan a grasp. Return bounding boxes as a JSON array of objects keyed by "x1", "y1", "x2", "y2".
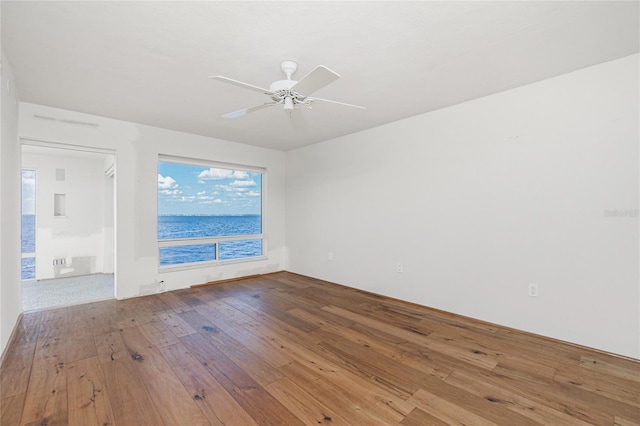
[
  {"x1": 22, "y1": 151, "x2": 111, "y2": 280},
  {"x1": 18, "y1": 103, "x2": 287, "y2": 299},
  {"x1": 103, "y1": 156, "x2": 115, "y2": 273},
  {"x1": 287, "y1": 54, "x2": 639, "y2": 358},
  {"x1": 0, "y1": 49, "x2": 22, "y2": 357}
]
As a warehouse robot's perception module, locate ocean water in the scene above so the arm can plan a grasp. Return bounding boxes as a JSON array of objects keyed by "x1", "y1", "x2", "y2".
[
  {"x1": 158, "y1": 215, "x2": 261, "y2": 239},
  {"x1": 20, "y1": 215, "x2": 263, "y2": 278},
  {"x1": 22, "y1": 215, "x2": 35, "y2": 253},
  {"x1": 159, "y1": 215, "x2": 262, "y2": 265},
  {"x1": 22, "y1": 215, "x2": 36, "y2": 280}
]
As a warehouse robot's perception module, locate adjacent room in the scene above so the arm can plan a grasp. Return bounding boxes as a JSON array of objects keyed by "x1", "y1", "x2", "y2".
[
  {"x1": 20, "y1": 144, "x2": 116, "y2": 311},
  {"x1": 1, "y1": 2, "x2": 638, "y2": 425}
]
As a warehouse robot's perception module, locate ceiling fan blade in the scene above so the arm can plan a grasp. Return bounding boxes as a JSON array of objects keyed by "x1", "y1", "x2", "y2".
[
  {"x1": 291, "y1": 66, "x2": 340, "y2": 96},
  {"x1": 307, "y1": 97, "x2": 367, "y2": 110},
  {"x1": 209, "y1": 76, "x2": 274, "y2": 96},
  {"x1": 221, "y1": 103, "x2": 276, "y2": 119}
]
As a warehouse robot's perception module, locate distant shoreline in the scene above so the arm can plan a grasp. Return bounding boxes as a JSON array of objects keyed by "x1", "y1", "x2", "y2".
[
  {"x1": 158, "y1": 214, "x2": 260, "y2": 217},
  {"x1": 22, "y1": 214, "x2": 261, "y2": 217}
]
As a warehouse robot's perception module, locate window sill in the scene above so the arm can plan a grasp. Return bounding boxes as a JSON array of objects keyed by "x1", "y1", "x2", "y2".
[{"x1": 158, "y1": 255, "x2": 267, "y2": 274}]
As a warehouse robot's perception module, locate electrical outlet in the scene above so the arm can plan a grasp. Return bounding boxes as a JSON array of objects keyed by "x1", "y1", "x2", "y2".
[
  {"x1": 396, "y1": 263, "x2": 403, "y2": 273},
  {"x1": 158, "y1": 280, "x2": 165, "y2": 292},
  {"x1": 328, "y1": 252, "x2": 333, "y2": 261},
  {"x1": 528, "y1": 283, "x2": 538, "y2": 297}
]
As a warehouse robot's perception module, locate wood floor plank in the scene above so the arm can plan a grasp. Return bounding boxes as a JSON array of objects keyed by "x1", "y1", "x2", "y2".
[
  {"x1": 13, "y1": 311, "x2": 43, "y2": 345},
  {"x1": 33, "y1": 322, "x2": 67, "y2": 367},
  {"x1": 223, "y1": 296, "x2": 322, "y2": 344},
  {"x1": 580, "y1": 354, "x2": 640, "y2": 383},
  {"x1": 139, "y1": 320, "x2": 181, "y2": 348},
  {"x1": 279, "y1": 360, "x2": 404, "y2": 425},
  {"x1": 236, "y1": 289, "x2": 320, "y2": 334},
  {"x1": 158, "y1": 310, "x2": 198, "y2": 338},
  {"x1": 246, "y1": 319, "x2": 414, "y2": 422},
  {"x1": 190, "y1": 306, "x2": 286, "y2": 385},
  {"x1": 493, "y1": 361, "x2": 636, "y2": 424},
  {"x1": 454, "y1": 360, "x2": 617, "y2": 425},
  {"x1": 615, "y1": 415, "x2": 640, "y2": 426},
  {"x1": 1, "y1": 271, "x2": 637, "y2": 425},
  {"x1": 266, "y1": 273, "x2": 312, "y2": 289},
  {"x1": 400, "y1": 407, "x2": 450, "y2": 426},
  {"x1": 322, "y1": 304, "x2": 435, "y2": 347},
  {"x1": 204, "y1": 300, "x2": 293, "y2": 367},
  {"x1": 326, "y1": 304, "x2": 500, "y2": 371},
  {"x1": 66, "y1": 356, "x2": 116, "y2": 426},
  {"x1": 172, "y1": 288, "x2": 206, "y2": 308},
  {"x1": 119, "y1": 326, "x2": 211, "y2": 426},
  {"x1": 315, "y1": 329, "x2": 427, "y2": 399},
  {"x1": 19, "y1": 361, "x2": 68, "y2": 425},
  {"x1": 95, "y1": 331, "x2": 166, "y2": 426},
  {"x1": 65, "y1": 324, "x2": 98, "y2": 363},
  {"x1": 292, "y1": 307, "x2": 451, "y2": 380},
  {"x1": 1, "y1": 393, "x2": 27, "y2": 426},
  {"x1": 1, "y1": 342, "x2": 36, "y2": 398},
  {"x1": 156, "y1": 291, "x2": 193, "y2": 312},
  {"x1": 445, "y1": 368, "x2": 595, "y2": 425},
  {"x1": 180, "y1": 332, "x2": 304, "y2": 425},
  {"x1": 265, "y1": 377, "x2": 351, "y2": 425},
  {"x1": 409, "y1": 388, "x2": 500, "y2": 426},
  {"x1": 554, "y1": 363, "x2": 640, "y2": 407},
  {"x1": 159, "y1": 342, "x2": 257, "y2": 426}
]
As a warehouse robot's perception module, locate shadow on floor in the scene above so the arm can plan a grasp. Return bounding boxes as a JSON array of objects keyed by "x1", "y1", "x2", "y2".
[{"x1": 22, "y1": 273, "x2": 114, "y2": 311}]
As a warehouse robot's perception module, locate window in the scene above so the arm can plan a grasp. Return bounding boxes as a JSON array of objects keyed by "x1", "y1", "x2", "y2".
[
  {"x1": 157, "y1": 157, "x2": 264, "y2": 269},
  {"x1": 21, "y1": 169, "x2": 36, "y2": 280}
]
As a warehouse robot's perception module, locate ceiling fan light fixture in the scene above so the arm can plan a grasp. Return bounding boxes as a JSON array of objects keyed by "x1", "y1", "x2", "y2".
[{"x1": 284, "y1": 97, "x2": 294, "y2": 111}]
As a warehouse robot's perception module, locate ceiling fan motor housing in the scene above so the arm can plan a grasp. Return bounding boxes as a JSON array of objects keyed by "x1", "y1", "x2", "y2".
[{"x1": 270, "y1": 79, "x2": 305, "y2": 109}]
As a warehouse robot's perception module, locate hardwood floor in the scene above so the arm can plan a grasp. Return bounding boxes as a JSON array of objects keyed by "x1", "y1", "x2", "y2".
[{"x1": 1, "y1": 271, "x2": 638, "y2": 425}]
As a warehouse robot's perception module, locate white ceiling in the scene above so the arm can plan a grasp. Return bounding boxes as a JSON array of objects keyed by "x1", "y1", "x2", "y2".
[{"x1": 2, "y1": 1, "x2": 638, "y2": 151}]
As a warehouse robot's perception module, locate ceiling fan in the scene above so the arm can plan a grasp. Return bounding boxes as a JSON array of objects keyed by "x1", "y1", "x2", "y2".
[{"x1": 209, "y1": 60, "x2": 366, "y2": 119}]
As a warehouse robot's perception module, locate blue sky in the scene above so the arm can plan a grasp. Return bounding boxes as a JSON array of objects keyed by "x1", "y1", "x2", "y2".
[
  {"x1": 21, "y1": 170, "x2": 36, "y2": 215},
  {"x1": 158, "y1": 162, "x2": 262, "y2": 215}
]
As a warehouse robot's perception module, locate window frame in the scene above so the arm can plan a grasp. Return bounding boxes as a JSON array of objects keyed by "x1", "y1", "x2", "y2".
[{"x1": 157, "y1": 154, "x2": 266, "y2": 272}]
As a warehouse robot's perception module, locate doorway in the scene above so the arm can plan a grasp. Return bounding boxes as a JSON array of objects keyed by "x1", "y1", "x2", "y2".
[{"x1": 21, "y1": 143, "x2": 116, "y2": 310}]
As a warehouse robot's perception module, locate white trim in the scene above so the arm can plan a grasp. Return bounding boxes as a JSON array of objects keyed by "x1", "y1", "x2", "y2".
[
  {"x1": 158, "y1": 255, "x2": 267, "y2": 273},
  {"x1": 158, "y1": 234, "x2": 263, "y2": 247},
  {"x1": 21, "y1": 138, "x2": 116, "y2": 156},
  {"x1": 158, "y1": 154, "x2": 266, "y2": 174},
  {"x1": 157, "y1": 156, "x2": 266, "y2": 269}
]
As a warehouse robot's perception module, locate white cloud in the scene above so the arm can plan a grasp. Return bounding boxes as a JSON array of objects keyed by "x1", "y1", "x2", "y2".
[
  {"x1": 198, "y1": 168, "x2": 249, "y2": 183},
  {"x1": 22, "y1": 176, "x2": 36, "y2": 187},
  {"x1": 246, "y1": 191, "x2": 261, "y2": 197},
  {"x1": 159, "y1": 189, "x2": 181, "y2": 196},
  {"x1": 158, "y1": 174, "x2": 178, "y2": 189},
  {"x1": 197, "y1": 191, "x2": 206, "y2": 196},
  {"x1": 230, "y1": 179, "x2": 256, "y2": 187},
  {"x1": 198, "y1": 198, "x2": 230, "y2": 205}
]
